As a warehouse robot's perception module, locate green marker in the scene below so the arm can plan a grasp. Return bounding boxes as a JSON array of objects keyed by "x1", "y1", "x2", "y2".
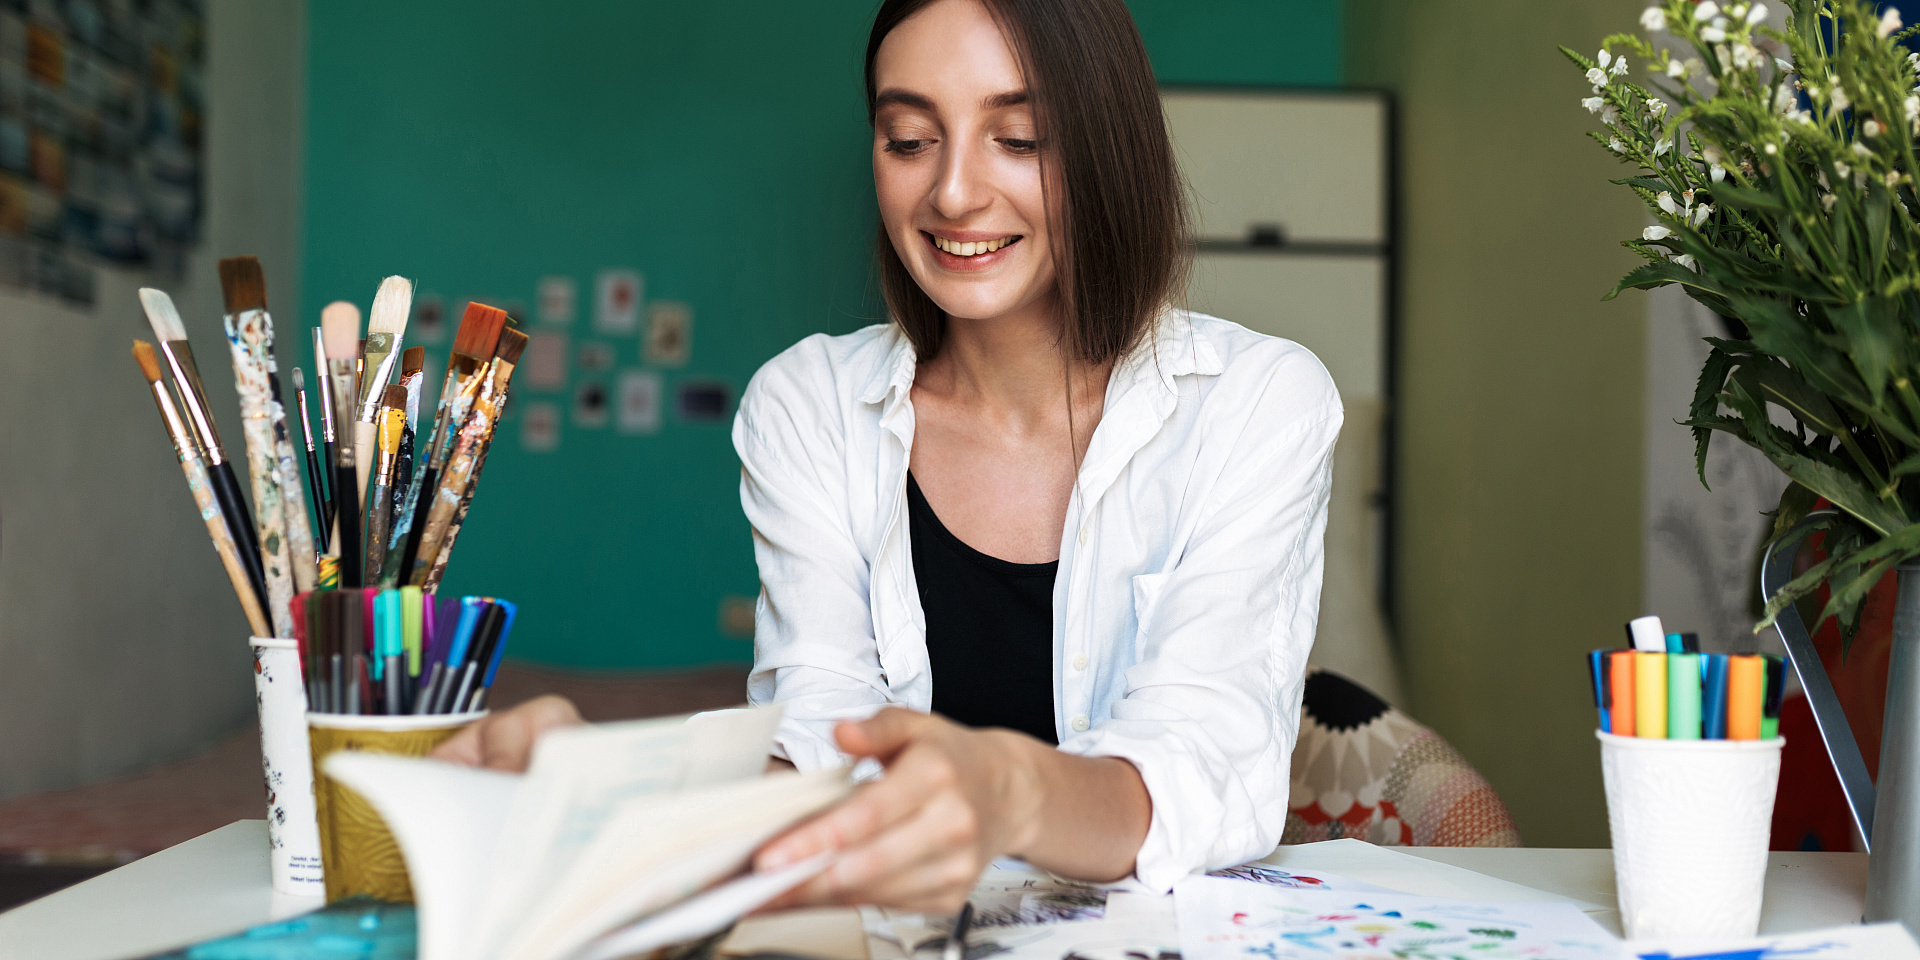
[{"x1": 1668, "y1": 652, "x2": 1702, "y2": 739}]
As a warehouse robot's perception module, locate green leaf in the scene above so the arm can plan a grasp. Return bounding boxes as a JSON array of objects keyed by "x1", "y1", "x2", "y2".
[
  {"x1": 1829, "y1": 299, "x2": 1898, "y2": 401},
  {"x1": 1775, "y1": 452, "x2": 1909, "y2": 536},
  {"x1": 1769, "y1": 482, "x2": 1821, "y2": 541},
  {"x1": 1607, "y1": 260, "x2": 1726, "y2": 301},
  {"x1": 1690, "y1": 347, "x2": 1739, "y2": 487},
  {"x1": 1709, "y1": 180, "x2": 1790, "y2": 213}
]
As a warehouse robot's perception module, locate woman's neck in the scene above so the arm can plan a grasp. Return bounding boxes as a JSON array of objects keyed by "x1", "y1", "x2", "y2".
[{"x1": 915, "y1": 300, "x2": 1112, "y2": 428}]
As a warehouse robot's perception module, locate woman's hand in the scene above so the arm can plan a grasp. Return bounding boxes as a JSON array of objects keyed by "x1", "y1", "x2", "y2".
[
  {"x1": 753, "y1": 708, "x2": 1150, "y2": 913},
  {"x1": 428, "y1": 694, "x2": 584, "y2": 772}
]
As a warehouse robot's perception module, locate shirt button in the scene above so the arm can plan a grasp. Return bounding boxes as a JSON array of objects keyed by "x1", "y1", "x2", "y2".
[
  {"x1": 1077, "y1": 520, "x2": 1092, "y2": 545},
  {"x1": 1072, "y1": 654, "x2": 1088, "y2": 671},
  {"x1": 1071, "y1": 715, "x2": 1091, "y2": 732}
]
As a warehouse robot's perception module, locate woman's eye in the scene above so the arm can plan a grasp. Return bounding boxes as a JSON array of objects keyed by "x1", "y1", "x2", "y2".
[
  {"x1": 883, "y1": 139, "x2": 931, "y2": 154},
  {"x1": 998, "y1": 138, "x2": 1038, "y2": 154}
]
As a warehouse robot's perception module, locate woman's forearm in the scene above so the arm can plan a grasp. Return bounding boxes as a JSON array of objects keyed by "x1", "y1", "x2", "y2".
[{"x1": 1000, "y1": 733, "x2": 1151, "y2": 883}]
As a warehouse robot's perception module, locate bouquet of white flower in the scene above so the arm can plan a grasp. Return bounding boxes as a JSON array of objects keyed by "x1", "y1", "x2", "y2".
[{"x1": 1569, "y1": 0, "x2": 1920, "y2": 639}]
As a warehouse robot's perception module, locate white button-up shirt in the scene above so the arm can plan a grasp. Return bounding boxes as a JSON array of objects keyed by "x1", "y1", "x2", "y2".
[{"x1": 733, "y1": 309, "x2": 1341, "y2": 891}]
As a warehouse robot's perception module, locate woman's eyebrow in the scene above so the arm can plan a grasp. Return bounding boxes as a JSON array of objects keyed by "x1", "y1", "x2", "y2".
[
  {"x1": 982, "y1": 90, "x2": 1029, "y2": 109},
  {"x1": 874, "y1": 88, "x2": 936, "y2": 111}
]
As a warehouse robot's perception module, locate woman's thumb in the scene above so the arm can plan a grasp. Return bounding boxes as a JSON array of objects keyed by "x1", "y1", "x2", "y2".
[{"x1": 833, "y1": 707, "x2": 926, "y2": 759}]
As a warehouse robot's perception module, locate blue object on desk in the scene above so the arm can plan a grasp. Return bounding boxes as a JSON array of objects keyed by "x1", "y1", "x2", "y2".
[{"x1": 137, "y1": 897, "x2": 416, "y2": 959}]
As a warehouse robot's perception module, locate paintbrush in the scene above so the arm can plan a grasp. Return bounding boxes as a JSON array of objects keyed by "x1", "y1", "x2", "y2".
[
  {"x1": 219, "y1": 258, "x2": 318, "y2": 601},
  {"x1": 133, "y1": 339, "x2": 271, "y2": 638},
  {"x1": 138, "y1": 289, "x2": 269, "y2": 615},
  {"x1": 387, "y1": 303, "x2": 507, "y2": 585},
  {"x1": 353, "y1": 277, "x2": 413, "y2": 513},
  {"x1": 394, "y1": 347, "x2": 424, "y2": 528},
  {"x1": 312, "y1": 327, "x2": 338, "y2": 548},
  {"x1": 414, "y1": 328, "x2": 529, "y2": 590},
  {"x1": 293, "y1": 367, "x2": 331, "y2": 544},
  {"x1": 322, "y1": 301, "x2": 366, "y2": 586},
  {"x1": 364, "y1": 386, "x2": 407, "y2": 582}
]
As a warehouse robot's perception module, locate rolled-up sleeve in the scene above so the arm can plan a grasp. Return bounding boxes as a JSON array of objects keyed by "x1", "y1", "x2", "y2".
[
  {"x1": 1058, "y1": 361, "x2": 1341, "y2": 891},
  {"x1": 734, "y1": 342, "x2": 894, "y2": 771}
]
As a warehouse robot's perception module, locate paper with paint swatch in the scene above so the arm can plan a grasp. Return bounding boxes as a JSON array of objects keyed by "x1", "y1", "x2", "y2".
[{"x1": 1174, "y1": 873, "x2": 1615, "y2": 960}]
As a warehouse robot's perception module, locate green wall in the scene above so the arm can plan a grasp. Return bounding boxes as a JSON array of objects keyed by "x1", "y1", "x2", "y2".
[
  {"x1": 302, "y1": 1, "x2": 1342, "y2": 669},
  {"x1": 1348, "y1": 0, "x2": 1645, "y2": 847}
]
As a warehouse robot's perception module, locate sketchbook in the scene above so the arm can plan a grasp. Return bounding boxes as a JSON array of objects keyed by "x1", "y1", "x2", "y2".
[{"x1": 322, "y1": 705, "x2": 850, "y2": 960}]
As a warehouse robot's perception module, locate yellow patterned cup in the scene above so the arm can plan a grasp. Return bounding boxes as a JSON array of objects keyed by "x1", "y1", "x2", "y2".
[{"x1": 307, "y1": 711, "x2": 484, "y2": 903}]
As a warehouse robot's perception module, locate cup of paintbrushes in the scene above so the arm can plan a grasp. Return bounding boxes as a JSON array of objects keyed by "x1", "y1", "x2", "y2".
[{"x1": 307, "y1": 711, "x2": 484, "y2": 903}]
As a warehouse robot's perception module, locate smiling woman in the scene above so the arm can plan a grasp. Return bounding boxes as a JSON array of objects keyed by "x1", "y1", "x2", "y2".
[{"x1": 435, "y1": 0, "x2": 1343, "y2": 913}]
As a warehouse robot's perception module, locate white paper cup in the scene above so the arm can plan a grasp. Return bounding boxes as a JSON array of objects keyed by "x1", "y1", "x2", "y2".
[
  {"x1": 251, "y1": 637, "x2": 325, "y2": 897},
  {"x1": 1598, "y1": 730, "x2": 1782, "y2": 939}
]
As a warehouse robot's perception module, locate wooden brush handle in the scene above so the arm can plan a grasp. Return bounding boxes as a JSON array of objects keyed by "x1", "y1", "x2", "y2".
[
  {"x1": 353, "y1": 420, "x2": 376, "y2": 515},
  {"x1": 181, "y1": 455, "x2": 270, "y2": 637},
  {"x1": 333, "y1": 460, "x2": 364, "y2": 587}
]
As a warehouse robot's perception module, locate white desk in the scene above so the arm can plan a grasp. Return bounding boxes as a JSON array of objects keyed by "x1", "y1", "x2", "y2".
[{"x1": 0, "y1": 820, "x2": 1871, "y2": 960}]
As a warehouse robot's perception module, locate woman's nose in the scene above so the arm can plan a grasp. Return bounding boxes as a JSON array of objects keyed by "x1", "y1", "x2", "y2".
[{"x1": 931, "y1": 137, "x2": 993, "y2": 222}]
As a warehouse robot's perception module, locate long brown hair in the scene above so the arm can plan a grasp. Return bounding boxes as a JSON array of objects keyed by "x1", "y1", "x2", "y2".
[{"x1": 865, "y1": 0, "x2": 1188, "y2": 365}]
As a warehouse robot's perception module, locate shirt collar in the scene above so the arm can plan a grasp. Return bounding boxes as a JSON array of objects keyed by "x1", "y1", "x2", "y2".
[{"x1": 857, "y1": 323, "x2": 919, "y2": 408}]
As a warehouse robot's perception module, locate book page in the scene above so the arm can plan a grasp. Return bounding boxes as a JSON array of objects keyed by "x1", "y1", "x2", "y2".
[
  {"x1": 471, "y1": 706, "x2": 784, "y2": 960},
  {"x1": 319, "y1": 753, "x2": 521, "y2": 960}
]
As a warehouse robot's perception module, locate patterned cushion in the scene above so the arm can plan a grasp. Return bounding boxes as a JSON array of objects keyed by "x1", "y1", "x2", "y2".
[{"x1": 1284, "y1": 670, "x2": 1521, "y2": 847}]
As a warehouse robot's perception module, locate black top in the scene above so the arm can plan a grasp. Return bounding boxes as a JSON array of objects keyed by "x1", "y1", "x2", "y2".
[{"x1": 907, "y1": 473, "x2": 1059, "y2": 744}]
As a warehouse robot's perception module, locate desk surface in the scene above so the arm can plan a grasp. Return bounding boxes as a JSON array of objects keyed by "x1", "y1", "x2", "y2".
[{"x1": 0, "y1": 821, "x2": 1871, "y2": 960}]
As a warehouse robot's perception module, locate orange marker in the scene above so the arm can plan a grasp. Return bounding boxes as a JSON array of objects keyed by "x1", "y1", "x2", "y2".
[
  {"x1": 1728, "y1": 654, "x2": 1765, "y2": 740},
  {"x1": 1608, "y1": 650, "x2": 1636, "y2": 736}
]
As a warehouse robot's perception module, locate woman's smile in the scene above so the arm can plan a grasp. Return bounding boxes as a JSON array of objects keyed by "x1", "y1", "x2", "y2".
[{"x1": 924, "y1": 230, "x2": 1024, "y2": 269}]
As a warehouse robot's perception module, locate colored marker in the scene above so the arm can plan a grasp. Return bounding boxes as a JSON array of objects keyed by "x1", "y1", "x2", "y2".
[
  {"x1": 1665, "y1": 632, "x2": 1685, "y2": 654},
  {"x1": 1609, "y1": 649, "x2": 1637, "y2": 737},
  {"x1": 1635, "y1": 651, "x2": 1668, "y2": 739},
  {"x1": 1701, "y1": 653, "x2": 1730, "y2": 739},
  {"x1": 1728, "y1": 654, "x2": 1765, "y2": 740},
  {"x1": 1761, "y1": 655, "x2": 1785, "y2": 740},
  {"x1": 1627, "y1": 616, "x2": 1668, "y2": 653},
  {"x1": 1590, "y1": 650, "x2": 1612, "y2": 732},
  {"x1": 1668, "y1": 652, "x2": 1701, "y2": 739}
]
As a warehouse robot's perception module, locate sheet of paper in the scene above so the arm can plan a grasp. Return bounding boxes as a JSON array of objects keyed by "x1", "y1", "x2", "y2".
[
  {"x1": 1176, "y1": 874, "x2": 1616, "y2": 960},
  {"x1": 1626, "y1": 922, "x2": 1920, "y2": 959},
  {"x1": 1261, "y1": 838, "x2": 1606, "y2": 910},
  {"x1": 1206, "y1": 862, "x2": 1404, "y2": 895}
]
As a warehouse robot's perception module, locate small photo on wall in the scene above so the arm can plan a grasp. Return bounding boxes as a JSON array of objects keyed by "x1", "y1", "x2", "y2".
[
  {"x1": 574, "y1": 380, "x2": 608, "y2": 429},
  {"x1": 521, "y1": 400, "x2": 561, "y2": 453},
  {"x1": 646, "y1": 300, "x2": 691, "y2": 367},
  {"x1": 412, "y1": 293, "x2": 445, "y2": 344},
  {"x1": 525, "y1": 330, "x2": 569, "y2": 391},
  {"x1": 675, "y1": 379, "x2": 731, "y2": 423},
  {"x1": 617, "y1": 369, "x2": 661, "y2": 435},
  {"x1": 595, "y1": 268, "x2": 642, "y2": 335},
  {"x1": 538, "y1": 274, "x2": 576, "y2": 326}
]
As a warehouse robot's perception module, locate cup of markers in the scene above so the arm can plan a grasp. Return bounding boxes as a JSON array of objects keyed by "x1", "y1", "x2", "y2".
[{"x1": 1586, "y1": 615, "x2": 1785, "y2": 941}]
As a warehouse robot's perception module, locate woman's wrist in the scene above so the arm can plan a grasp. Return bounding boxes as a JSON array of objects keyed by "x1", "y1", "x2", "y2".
[{"x1": 988, "y1": 729, "x2": 1053, "y2": 860}]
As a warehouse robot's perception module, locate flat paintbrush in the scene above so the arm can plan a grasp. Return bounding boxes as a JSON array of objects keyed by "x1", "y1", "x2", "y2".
[
  {"x1": 414, "y1": 328, "x2": 528, "y2": 589},
  {"x1": 133, "y1": 339, "x2": 271, "y2": 638},
  {"x1": 322, "y1": 301, "x2": 365, "y2": 587},
  {"x1": 364, "y1": 386, "x2": 407, "y2": 582},
  {"x1": 220, "y1": 257, "x2": 318, "y2": 594},
  {"x1": 422, "y1": 329, "x2": 529, "y2": 591},
  {"x1": 353, "y1": 277, "x2": 413, "y2": 513},
  {"x1": 139, "y1": 289, "x2": 269, "y2": 615},
  {"x1": 388, "y1": 303, "x2": 507, "y2": 585},
  {"x1": 293, "y1": 367, "x2": 331, "y2": 545}
]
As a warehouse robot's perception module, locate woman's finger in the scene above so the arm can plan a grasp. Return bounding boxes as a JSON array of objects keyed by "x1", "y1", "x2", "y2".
[
  {"x1": 834, "y1": 707, "x2": 935, "y2": 760},
  {"x1": 772, "y1": 792, "x2": 981, "y2": 911},
  {"x1": 755, "y1": 754, "x2": 941, "y2": 869}
]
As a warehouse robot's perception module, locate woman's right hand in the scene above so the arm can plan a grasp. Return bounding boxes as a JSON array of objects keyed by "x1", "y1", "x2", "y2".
[{"x1": 428, "y1": 694, "x2": 584, "y2": 772}]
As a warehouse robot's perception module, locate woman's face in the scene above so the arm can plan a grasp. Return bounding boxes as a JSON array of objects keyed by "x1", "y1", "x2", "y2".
[{"x1": 871, "y1": 0, "x2": 1057, "y2": 325}]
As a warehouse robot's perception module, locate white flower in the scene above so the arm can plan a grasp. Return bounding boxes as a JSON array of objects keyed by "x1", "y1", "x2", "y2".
[
  {"x1": 1730, "y1": 2, "x2": 1749, "y2": 19},
  {"x1": 1655, "y1": 137, "x2": 1673, "y2": 156},
  {"x1": 1612, "y1": 56, "x2": 1630, "y2": 76},
  {"x1": 1587, "y1": 67, "x2": 1609, "y2": 86},
  {"x1": 1832, "y1": 84, "x2": 1851, "y2": 110},
  {"x1": 1642, "y1": 6, "x2": 1667, "y2": 31},
  {"x1": 1854, "y1": 141, "x2": 1874, "y2": 157},
  {"x1": 1777, "y1": 57, "x2": 1794, "y2": 73},
  {"x1": 1822, "y1": 193, "x2": 1838, "y2": 211},
  {"x1": 1712, "y1": 164, "x2": 1728, "y2": 182},
  {"x1": 1691, "y1": 204, "x2": 1714, "y2": 226},
  {"x1": 1601, "y1": 104, "x2": 1621, "y2": 125},
  {"x1": 1673, "y1": 254, "x2": 1698, "y2": 269},
  {"x1": 1765, "y1": 142, "x2": 1779, "y2": 154},
  {"x1": 1644, "y1": 224, "x2": 1674, "y2": 240},
  {"x1": 1748, "y1": 2, "x2": 1769, "y2": 25},
  {"x1": 1881, "y1": 7, "x2": 1903, "y2": 38},
  {"x1": 1657, "y1": 191, "x2": 1679, "y2": 215},
  {"x1": 1775, "y1": 85, "x2": 1797, "y2": 113},
  {"x1": 1889, "y1": 170, "x2": 1904, "y2": 187},
  {"x1": 1696, "y1": 1, "x2": 1720, "y2": 20},
  {"x1": 1582, "y1": 96, "x2": 1606, "y2": 113},
  {"x1": 1702, "y1": 24, "x2": 1727, "y2": 41},
  {"x1": 1598, "y1": 49, "x2": 1612, "y2": 69},
  {"x1": 1865, "y1": 118, "x2": 1886, "y2": 137},
  {"x1": 1906, "y1": 95, "x2": 1919, "y2": 119},
  {"x1": 1649, "y1": 97, "x2": 1668, "y2": 116},
  {"x1": 1668, "y1": 58, "x2": 1690, "y2": 78},
  {"x1": 1609, "y1": 136, "x2": 1628, "y2": 153},
  {"x1": 1835, "y1": 160, "x2": 1851, "y2": 177},
  {"x1": 1731, "y1": 43, "x2": 1760, "y2": 69}
]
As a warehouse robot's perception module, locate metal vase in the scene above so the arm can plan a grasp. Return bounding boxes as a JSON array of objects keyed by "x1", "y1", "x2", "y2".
[{"x1": 1868, "y1": 564, "x2": 1920, "y2": 927}]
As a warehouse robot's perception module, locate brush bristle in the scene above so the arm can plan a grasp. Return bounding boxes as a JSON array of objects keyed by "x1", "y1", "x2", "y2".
[
  {"x1": 137, "y1": 288, "x2": 186, "y2": 342},
  {"x1": 494, "y1": 328, "x2": 529, "y2": 365},
  {"x1": 401, "y1": 346, "x2": 425, "y2": 375},
  {"x1": 217, "y1": 257, "x2": 267, "y2": 312},
  {"x1": 321, "y1": 301, "x2": 362, "y2": 360},
  {"x1": 383, "y1": 384, "x2": 408, "y2": 409},
  {"x1": 292, "y1": 366, "x2": 305, "y2": 390},
  {"x1": 132, "y1": 339, "x2": 163, "y2": 381},
  {"x1": 452, "y1": 303, "x2": 509, "y2": 359},
  {"x1": 368, "y1": 276, "x2": 413, "y2": 335}
]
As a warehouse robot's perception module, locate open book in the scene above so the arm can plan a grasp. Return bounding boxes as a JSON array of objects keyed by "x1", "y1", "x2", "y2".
[{"x1": 324, "y1": 705, "x2": 850, "y2": 960}]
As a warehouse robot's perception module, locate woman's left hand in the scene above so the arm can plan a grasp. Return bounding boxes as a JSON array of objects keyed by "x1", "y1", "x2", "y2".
[{"x1": 753, "y1": 708, "x2": 1046, "y2": 913}]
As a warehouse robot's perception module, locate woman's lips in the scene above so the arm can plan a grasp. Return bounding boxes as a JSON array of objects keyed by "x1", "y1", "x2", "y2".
[{"x1": 924, "y1": 231, "x2": 1023, "y2": 271}]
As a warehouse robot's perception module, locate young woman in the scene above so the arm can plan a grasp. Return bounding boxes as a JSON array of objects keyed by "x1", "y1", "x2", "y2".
[{"x1": 437, "y1": 0, "x2": 1341, "y2": 912}]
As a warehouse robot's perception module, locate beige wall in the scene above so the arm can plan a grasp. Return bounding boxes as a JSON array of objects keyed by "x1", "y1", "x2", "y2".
[
  {"x1": 1349, "y1": 0, "x2": 1650, "y2": 846},
  {"x1": 0, "y1": 0, "x2": 305, "y2": 801}
]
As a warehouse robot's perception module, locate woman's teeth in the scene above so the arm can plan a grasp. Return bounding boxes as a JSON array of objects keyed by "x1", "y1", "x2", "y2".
[{"x1": 932, "y1": 235, "x2": 1017, "y2": 257}]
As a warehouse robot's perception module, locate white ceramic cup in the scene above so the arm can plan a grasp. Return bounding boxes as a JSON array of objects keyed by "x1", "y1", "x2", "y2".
[
  {"x1": 251, "y1": 636, "x2": 324, "y2": 897},
  {"x1": 1598, "y1": 730, "x2": 1783, "y2": 940}
]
